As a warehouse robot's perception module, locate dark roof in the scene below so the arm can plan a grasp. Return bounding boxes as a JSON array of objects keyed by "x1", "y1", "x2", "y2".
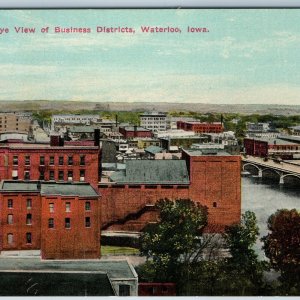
[
  {"x1": 0, "y1": 181, "x2": 99, "y2": 198},
  {"x1": 41, "y1": 182, "x2": 99, "y2": 197},
  {"x1": 183, "y1": 149, "x2": 232, "y2": 156},
  {"x1": 110, "y1": 160, "x2": 189, "y2": 184},
  {"x1": 0, "y1": 181, "x2": 39, "y2": 192}
]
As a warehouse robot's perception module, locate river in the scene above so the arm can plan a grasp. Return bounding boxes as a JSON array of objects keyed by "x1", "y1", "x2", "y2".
[{"x1": 242, "y1": 176, "x2": 300, "y2": 258}]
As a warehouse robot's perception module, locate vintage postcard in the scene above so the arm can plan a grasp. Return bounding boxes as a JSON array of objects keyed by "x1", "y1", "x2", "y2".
[{"x1": 0, "y1": 9, "x2": 300, "y2": 296}]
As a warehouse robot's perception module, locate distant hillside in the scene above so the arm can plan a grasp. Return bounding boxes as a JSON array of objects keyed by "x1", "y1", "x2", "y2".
[{"x1": 1, "y1": 100, "x2": 300, "y2": 115}]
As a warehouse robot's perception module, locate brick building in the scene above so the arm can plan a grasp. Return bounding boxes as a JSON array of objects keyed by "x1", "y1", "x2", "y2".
[
  {"x1": 0, "y1": 181, "x2": 100, "y2": 259},
  {"x1": 0, "y1": 136, "x2": 100, "y2": 189},
  {"x1": 244, "y1": 137, "x2": 300, "y2": 159},
  {"x1": 118, "y1": 126, "x2": 153, "y2": 139},
  {"x1": 99, "y1": 149, "x2": 241, "y2": 232},
  {"x1": 177, "y1": 121, "x2": 223, "y2": 134}
]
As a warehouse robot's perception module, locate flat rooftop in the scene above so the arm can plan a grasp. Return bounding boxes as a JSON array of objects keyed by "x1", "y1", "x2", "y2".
[
  {"x1": 0, "y1": 181, "x2": 99, "y2": 197},
  {"x1": 183, "y1": 149, "x2": 232, "y2": 156},
  {"x1": 0, "y1": 257, "x2": 136, "y2": 279}
]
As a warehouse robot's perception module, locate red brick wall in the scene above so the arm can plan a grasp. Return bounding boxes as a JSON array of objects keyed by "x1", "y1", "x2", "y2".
[
  {"x1": 177, "y1": 121, "x2": 223, "y2": 133},
  {"x1": 100, "y1": 154, "x2": 241, "y2": 232},
  {"x1": 244, "y1": 138, "x2": 268, "y2": 157},
  {"x1": 0, "y1": 193, "x2": 41, "y2": 251},
  {"x1": 118, "y1": 128, "x2": 153, "y2": 139},
  {"x1": 41, "y1": 196, "x2": 101, "y2": 259},
  {"x1": 0, "y1": 147, "x2": 100, "y2": 189}
]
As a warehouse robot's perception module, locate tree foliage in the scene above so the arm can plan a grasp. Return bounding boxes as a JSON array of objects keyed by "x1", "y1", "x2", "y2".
[
  {"x1": 222, "y1": 211, "x2": 268, "y2": 295},
  {"x1": 262, "y1": 209, "x2": 300, "y2": 294},
  {"x1": 139, "y1": 198, "x2": 208, "y2": 283}
]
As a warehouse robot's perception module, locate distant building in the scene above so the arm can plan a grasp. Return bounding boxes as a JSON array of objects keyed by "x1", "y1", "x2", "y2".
[
  {"x1": 140, "y1": 112, "x2": 167, "y2": 132},
  {"x1": 246, "y1": 122, "x2": 270, "y2": 132},
  {"x1": 51, "y1": 114, "x2": 101, "y2": 130},
  {"x1": 0, "y1": 112, "x2": 32, "y2": 133},
  {"x1": 177, "y1": 121, "x2": 223, "y2": 134},
  {"x1": 289, "y1": 125, "x2": 300, "y2": 136},
  {"x1": 244, "y1": 137, "x2": 300, "y2": 159},
  {"x1": 119, "y1": 126, "x2": 153, "y2": 139}
]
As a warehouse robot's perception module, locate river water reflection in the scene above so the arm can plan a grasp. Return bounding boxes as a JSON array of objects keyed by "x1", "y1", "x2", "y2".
[{"x1": 242, "y1": 176, "x2": 300, "y2": 258}]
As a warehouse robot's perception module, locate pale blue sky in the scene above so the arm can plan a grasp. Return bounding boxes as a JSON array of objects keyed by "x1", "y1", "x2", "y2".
[{"x1": 0, "y1": 9, "x2": 300, "y2": 104}]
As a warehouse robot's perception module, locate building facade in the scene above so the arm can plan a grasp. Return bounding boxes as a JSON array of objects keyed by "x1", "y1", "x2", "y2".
[
  {"x1": 0, "y1": 112, "x2": 32, "y2": 133},
  {"x1": 0, "y1": 138, "x2": 100, "y2": 189},
  {"x1": 118, "y1": 126, "x2": 153, "y2": 139},
  {"x1": 99, "y1": 150, "x2": 241, "y2": 232},
  {"x1": 0, "y1": 181, "x2": 100, "y2": 259},
  {"x1": 177, "y1": 121, "x2": 223, "y2": 134},
  {"x1": 140, "y1": 112, "x2": 167, "y2": 132}
]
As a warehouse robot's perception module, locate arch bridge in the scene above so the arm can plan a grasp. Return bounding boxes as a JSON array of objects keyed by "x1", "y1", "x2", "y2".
[{"x1": 242, "y1": 156, "x2": 300, "y2": 185}]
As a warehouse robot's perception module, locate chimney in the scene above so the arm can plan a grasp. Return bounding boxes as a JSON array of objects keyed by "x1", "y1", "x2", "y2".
[
  {"x1": 94, "y1": 129, "x2": 100, "y2": 146},
  {"x1": 50, "y1": 135, "x2": 60, "y2": 146},
  {"x1": 59, "y1": 136, "x2": 64, "y2": 146},
  {"x1": 115, "y1": 115, "x2": 118, "y2": 127}
]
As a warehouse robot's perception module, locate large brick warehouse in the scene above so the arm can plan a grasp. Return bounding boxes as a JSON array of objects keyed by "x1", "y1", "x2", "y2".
[{"x1": 0, "y1": 133, "x2": 241, "y2": 259}]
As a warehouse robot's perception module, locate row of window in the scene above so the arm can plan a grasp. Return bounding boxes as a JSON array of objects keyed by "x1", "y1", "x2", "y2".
[
  {"x1": 6, "y1": 200, "x2": 91, "y2": 211},
  {"x1": 14, "y1": 170, "x2": 86, "y2": 181},
  {"x1": 48, "y1": 217, "x2": 91, "y2": 229},
  {"x1": 7, "y1": 232, "x2": 32, "y2": 245},
  {"x1": 12, "y1": 155, "x2": 86, "y2": 166},
  {"x1": 7, "y1": 214, "x2": 32, "y2": 225},
  {"x1": 49, "y1": 201, "x2": 91, "y2": 212}
]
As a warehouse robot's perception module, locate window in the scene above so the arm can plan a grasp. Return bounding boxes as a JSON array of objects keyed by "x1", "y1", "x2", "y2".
[
  {"x1": 68, "y1": 156, "x2": 73, "y2": 165},
  {"x1": 80, "y1": 170, "x2": 85, "y2": 181},
  {"x1": 80, "y1": 155, "x2": 85, "y2": 165},
  {"x1": 65, "y1": 218, "x2": 71, "y2": 229},
  {"x1": 49, "y1": 156, "x2": 54, "y2": 165},
  {"x1": 66, "y1": 202, "x2": 71, "y2": 212},
  {"x1": 59, "y1": 171, "x2": 64, "y2": 181},
  {"x1": 26, "y1": 232, "x2": 32, "y2": 244},
  {"x1": 40, "y1": 156, "x2": 45, "y2": 165},
  {"x1": 59, "y1": 156, "x2": 64, "y2": 165},
  {"x1": 39, "y1": 171, "x2": 44, "y2": 180},
  {"x1": 26, "y1": 214, "x2": 32, "y2": 225},
  {"x1": 26, "y1": 199, "x2": 32, "y2": 209},
  {"x1": 24, "y1": 171, "x2": 30, "y2": 180},
  {"x1": 49, "y1": 170, "x2": 55, "y2": 180},
  {"x1": 85, "y1": 201, "x2": 91, "y2": 211},
  {"x1": 7, "y1": 214, "x2": 13, "y2": 225},
  {"x1": 213, "y1": 202, "x2": 217, "y2": 208},
  {"x1": 7, "y1": 233, "x2": 13, "y2": 245},
  {"x1": 8, "y1": 199, "x2": 13, "y2": 208},
  {"x1": 85, "y1": 217, "x2": 91, "y2": 228},
  {"x1": 49, "y1": 203, "x2": 54, "y2": 213},
  {"x1": 48, "y1": 218, "x2": 54, "y2": 228},
  {"x1": 119, "y1": 285, "x2": 130, "y2": 296},
  {"x1": 25, "y1": 156, "x2": 30, "y2": 166},
  {"x1": 13, "y1": 156, "x2": 18, "y2": 166},
  {"x1": 67, "y1": 171, "x2": 73, "y2": 181}
]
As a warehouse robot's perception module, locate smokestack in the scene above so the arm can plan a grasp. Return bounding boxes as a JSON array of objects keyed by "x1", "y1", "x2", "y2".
[
  {"x1": 115, "y1": 115, "x2": 118, "y2": 127},
  {"x1": 134, "y1": 125, "x2": 137, "y2": 137},
  {"x1": 94, "y1": 129, "x2": 100, "y2": 146}
]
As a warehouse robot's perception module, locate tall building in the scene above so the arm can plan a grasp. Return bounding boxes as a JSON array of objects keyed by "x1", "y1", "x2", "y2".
[
  {"x1": 140, "y1": 112, "x2": 167, "y2": 132},
  {"x1": 0, "y1": 112, "x2": 32, "y2": 133}
]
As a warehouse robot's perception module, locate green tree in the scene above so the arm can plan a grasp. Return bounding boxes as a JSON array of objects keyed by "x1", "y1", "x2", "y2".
[
  {"x1": 222, "y1": 211, "x2": 268, "y2": 295},
  {"x1": 139, "y1": 198, "x2": 208, "y2": 285},
  {"x1": 262, "y1": 209, "x2": 300, "y2": 295}
]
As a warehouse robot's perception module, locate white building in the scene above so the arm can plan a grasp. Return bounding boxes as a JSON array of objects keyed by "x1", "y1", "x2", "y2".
[
  {"x1": 140, "y1": 112, "x2": 167, "y2": 132},
  {"x1": 51, "y1": 114, "x2": 101, "y2": 130}
]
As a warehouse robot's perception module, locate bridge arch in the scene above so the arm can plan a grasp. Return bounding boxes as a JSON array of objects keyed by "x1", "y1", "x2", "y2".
[
  {"x1": 243, "y1": 163, "x2": 261, "y2": 173},
  {"x1": 280, "y1": 174, "x2": 300, "y2": 187}
]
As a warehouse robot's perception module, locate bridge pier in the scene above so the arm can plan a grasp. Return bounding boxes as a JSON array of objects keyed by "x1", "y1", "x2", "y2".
[{"x1": 258, "y1": 169, "x2": 262, "y2": 178}]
